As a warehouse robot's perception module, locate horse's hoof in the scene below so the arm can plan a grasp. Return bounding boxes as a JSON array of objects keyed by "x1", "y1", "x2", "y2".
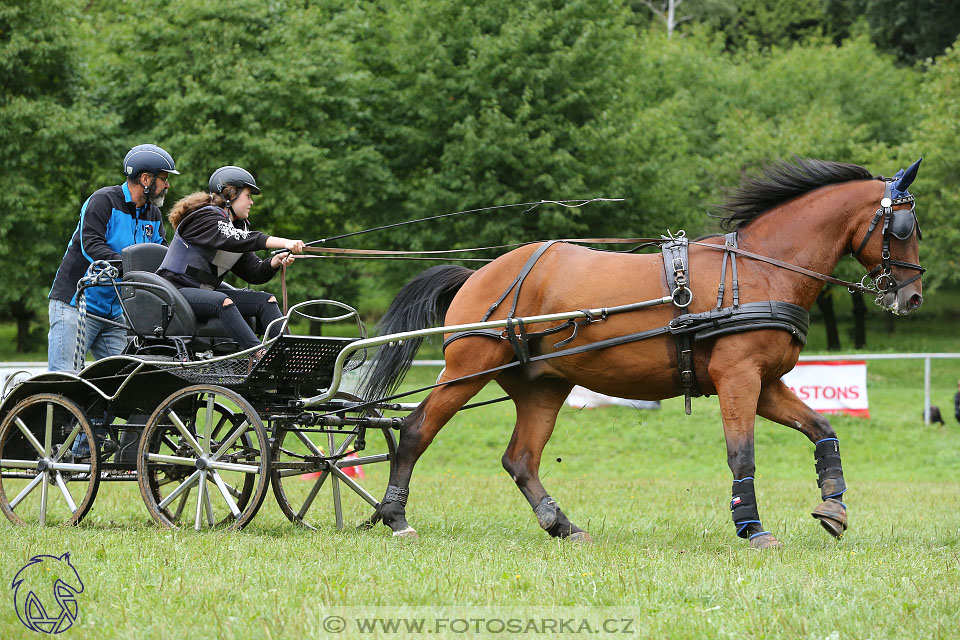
[
  {"x1": 811, "y1": 498, "x2": 847, "y2": 538},
  {"x1": 749, "y1": 533, "x2": 783, "y2": 549},
  {"x1": 392, "y1": 526, "x2": 418, "y2": 539},
  {"x1": 568, "y1": 531, "x2": 593, "y2": 544}
]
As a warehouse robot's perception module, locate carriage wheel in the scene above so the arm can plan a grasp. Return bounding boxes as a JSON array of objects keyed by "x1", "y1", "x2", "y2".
[
  {"x1": 137, "y1": 385, "x2": 269, "y2": 531},
  {"x1": 0, "y1": 394, "x2": 101, "y2": 526},
  {"x1": 270, "y1": 393, "x2": 397, "y2": 530}
]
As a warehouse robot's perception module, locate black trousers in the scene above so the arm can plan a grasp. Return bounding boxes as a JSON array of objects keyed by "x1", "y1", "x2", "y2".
[{"x1": 178, "y1": 286, "x2": 283, "y2": 350}]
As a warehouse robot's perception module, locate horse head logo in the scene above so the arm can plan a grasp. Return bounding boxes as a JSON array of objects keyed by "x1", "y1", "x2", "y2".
[{"x1": 11, "y1": 553, "x2": 84, "y2": 634}]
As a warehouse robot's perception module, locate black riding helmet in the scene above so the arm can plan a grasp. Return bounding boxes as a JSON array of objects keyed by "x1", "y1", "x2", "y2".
[
  {"x1": 123, "y1": 144, "x2": 179, "y2": 179},
  {"x1": 208, "y1": 166, "x2": 261, "y2": 196}
]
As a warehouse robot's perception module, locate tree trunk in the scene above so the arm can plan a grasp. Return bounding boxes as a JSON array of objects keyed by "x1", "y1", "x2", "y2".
[
  {"x1": 816, "y1": 290, "x2": 841, "y2": 351},
  {"x1": 310, "y1": 319, "x2": 324, "y2": 336},
  {"x1": 11, "y1": 300, "x2": 36, "y2": 353},
  {"x1": 851, "y1": 291, "x2": 867, "y2": 349}
]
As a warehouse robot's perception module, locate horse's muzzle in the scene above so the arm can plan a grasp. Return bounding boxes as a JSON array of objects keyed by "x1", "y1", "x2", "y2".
[{"x1": 881, "y1": 289, "x2": 923, "y2": 315}]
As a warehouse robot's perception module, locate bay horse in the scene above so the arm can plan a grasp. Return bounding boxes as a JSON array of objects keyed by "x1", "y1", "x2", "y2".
[{"x1": 359, "y1": 158, "x2": 925, "y2": 548}]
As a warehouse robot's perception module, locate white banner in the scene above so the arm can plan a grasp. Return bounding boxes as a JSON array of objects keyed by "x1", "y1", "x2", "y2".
[
  {"x1": 781, "y1": 360, "x2": 869, "y2": 418},
  {"x1": 565, "y1": 386, "x2": 660, "y2": 410}
]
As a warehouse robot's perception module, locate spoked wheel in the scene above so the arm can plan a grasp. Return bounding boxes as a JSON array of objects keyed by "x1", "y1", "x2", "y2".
[
  {"x1": 0, "y1": 394, "x2": 100, "y2": 526},
  {"x1": 137, "y1": 385, "x2": 269, "y2": 531},
  {"x1": 270, "y1": 393, "x2": 397, "y2": 530}
]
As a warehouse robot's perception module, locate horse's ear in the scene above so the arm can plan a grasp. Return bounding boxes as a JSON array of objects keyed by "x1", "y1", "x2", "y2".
[
  {"x1": 895, "y1": 157, "x2": 922, "y2": 191},
  {"x1": 60, "y1": 552, "x2": 71, "y2": 562}
]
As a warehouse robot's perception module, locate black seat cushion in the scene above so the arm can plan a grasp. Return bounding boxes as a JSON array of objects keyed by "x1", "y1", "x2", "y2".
[{"x1": 122, "y1": 243, "x2": 169, "y2": 274}]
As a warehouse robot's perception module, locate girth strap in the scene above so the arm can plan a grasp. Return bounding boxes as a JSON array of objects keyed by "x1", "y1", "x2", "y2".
[{"x1": 671, "y1": 300, "x2": 810, "y2": 345}]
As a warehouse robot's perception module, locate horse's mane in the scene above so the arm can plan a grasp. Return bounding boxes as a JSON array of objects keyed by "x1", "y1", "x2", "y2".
[{"x1": 715, "y1": 157, "x2": 876, "y2": 231}]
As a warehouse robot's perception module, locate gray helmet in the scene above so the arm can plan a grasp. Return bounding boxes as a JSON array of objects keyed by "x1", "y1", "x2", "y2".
[
  {"x1": 209, "y1": 166, "x2": 261, "y2": 196},
  {"x1": 123, "y1": 144, "x2": 179, "y2": 178}
]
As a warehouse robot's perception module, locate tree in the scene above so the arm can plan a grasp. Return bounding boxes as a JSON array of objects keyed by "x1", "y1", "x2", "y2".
[
  {"x1": 825, "y1": 0, "x2": 960, "y2": 65},
  {"x1": 705, "y1": 0, "x2": 827, "y2": 50},
  {"x1": 351, "y1": 0, "x2": 721, "y2": 292},
  {"x1": 906, "y1": 37, "x2": 960, "y2": 289},
  {"x1": 86, "y1": 0, "x2": 396, "y2": 306},
  {"x1": 639, "y1": 0, "x2": 693, "y2": 39},
  {"x1": 0, "y1": 0, "x2": 118, "y2": 351}
]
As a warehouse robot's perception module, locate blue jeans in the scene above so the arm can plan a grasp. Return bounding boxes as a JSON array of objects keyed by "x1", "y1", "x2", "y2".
[{"x1": 47, "y1": 298, "x2": 126, "y2": 372}]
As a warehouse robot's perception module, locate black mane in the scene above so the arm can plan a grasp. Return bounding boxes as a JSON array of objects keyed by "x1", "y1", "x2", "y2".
[{"x1": 716, "y1": 157, "x2": 876, "y2": 231}]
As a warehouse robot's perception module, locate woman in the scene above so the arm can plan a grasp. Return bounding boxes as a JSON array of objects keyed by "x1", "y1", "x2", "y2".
[{"x1": 157, "y1": 166, "x2": 304, "y2": 352}]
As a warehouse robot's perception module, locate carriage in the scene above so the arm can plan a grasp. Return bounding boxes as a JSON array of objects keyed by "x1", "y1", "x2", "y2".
[
  {"x1": 0, "y1": 243, "x2": 405, "y2": 531},
  {"x1": 0, "y1": 158, "x2": 928, "y2": 548}
]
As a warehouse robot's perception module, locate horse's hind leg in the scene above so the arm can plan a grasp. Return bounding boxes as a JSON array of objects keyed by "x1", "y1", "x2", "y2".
[
  {"x1": 373, "y1": 373, "x2": 495, "y2": 538},
  {"x1": 757, "y1": 380, "x2": 848, "y2": 538},
  {"x1": 715, "y1": 374, "x2": 782, "y2": 549},
  {"x1": 497, "y1": 374, "x2": 590, "y2": 541}
]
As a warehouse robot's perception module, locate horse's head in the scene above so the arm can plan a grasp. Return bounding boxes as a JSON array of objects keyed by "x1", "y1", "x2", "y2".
[{"x1": 852, "y1": 158, "x2": 925, "y2": 315}]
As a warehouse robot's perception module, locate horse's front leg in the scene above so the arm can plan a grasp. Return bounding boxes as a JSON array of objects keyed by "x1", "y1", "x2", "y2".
[
  {"x1": 716, "y1": 375, "x2": 782, "y2": 549},
  {"x1": 757, "y1": 380, "x2": 848, "y2": 538}
]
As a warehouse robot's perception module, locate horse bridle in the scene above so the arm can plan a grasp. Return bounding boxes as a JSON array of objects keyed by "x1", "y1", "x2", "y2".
[{"x1": 852, "y1": 180, "x2": 925, "y2": 296}]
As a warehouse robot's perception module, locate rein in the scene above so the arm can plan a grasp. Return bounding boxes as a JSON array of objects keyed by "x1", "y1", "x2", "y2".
[
  {"x1": 277, "y1": 182, "x2": 924, "y2": 310},
  {"x1": 278, "y1": 236, "x2": 888, "y2": 299}
]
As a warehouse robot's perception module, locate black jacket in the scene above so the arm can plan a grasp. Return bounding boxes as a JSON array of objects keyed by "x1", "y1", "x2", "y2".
[{"x1": 157, "y1": 206, "x2": 278, "y2": 289}]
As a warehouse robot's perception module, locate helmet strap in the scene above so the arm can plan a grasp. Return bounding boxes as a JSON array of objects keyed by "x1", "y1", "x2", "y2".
[{"x1": 141, "y1": 173, "x2": 156, "y2": 203}]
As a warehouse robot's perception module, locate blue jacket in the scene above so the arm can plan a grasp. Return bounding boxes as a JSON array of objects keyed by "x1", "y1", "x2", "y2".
[{"x1": 49, "y1": 183, "x2": 166, "y2": 317}]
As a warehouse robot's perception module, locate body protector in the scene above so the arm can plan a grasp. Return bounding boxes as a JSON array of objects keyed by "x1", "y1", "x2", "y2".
[{"x1": 159, "y1": 207, "x2": 247, "y2": 290}]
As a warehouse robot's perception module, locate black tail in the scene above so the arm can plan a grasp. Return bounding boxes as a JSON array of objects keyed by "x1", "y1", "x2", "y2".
[{"x1": 358, "y1": 265, "x2": 474, "y2": 402}]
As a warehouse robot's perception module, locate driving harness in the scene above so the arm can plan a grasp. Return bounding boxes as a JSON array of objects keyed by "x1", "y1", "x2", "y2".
[{"x1": 443, "y1": 235, "x2": 810, "y2": 415}]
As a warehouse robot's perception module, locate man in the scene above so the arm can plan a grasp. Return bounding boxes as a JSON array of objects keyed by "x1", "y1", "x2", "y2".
[{"x1": 48, "y1": 144, "x2": 178, "y2": 371}]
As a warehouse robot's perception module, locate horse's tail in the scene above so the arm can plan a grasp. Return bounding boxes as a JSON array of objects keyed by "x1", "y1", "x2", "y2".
[{"x1": 358, "y1": 265, "x2": 474, "y2": 403}]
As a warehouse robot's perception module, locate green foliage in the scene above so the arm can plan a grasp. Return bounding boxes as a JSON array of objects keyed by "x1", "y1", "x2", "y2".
[
  {"x1": 0, "y1": 0, "x2": 118, "y2": 337},
  {"x1": 703, "y1": 0, "x2": 829, "y2": 50},
  {"x1": 87, "y1": 0, "x2": 394, "y2": 303},
  {"x1": 907, "y1": 37, "x2": 960, "y2": 288},
  {"x1": 845, "y1": 0, "x2": 960, "y2": 65},
  {"x1": 354, "y1": 0, "x2": 682, "y2": 274}
]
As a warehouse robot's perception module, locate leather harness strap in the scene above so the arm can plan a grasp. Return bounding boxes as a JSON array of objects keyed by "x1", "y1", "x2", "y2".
[
  {"x1": 717, "y1": 232, "x2": 740, "y2": 309},
  {"x1": 661, "y1": 235, "x2": 699, "y2": 414},
  {"x1": 482, "y1": 240, "x2": 560, "y2": 322},
  {"x1": 439, "y1": 238, "x2": 811, "y2": 414}
]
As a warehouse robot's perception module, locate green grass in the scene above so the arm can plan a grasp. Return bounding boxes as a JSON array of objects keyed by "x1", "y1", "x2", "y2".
[
  {"x1": 3, "y1": 355, "x2": 960, "y2": 639},
  {"x1": 3, "y1": 290, "x2": 960, "y2": 639}
]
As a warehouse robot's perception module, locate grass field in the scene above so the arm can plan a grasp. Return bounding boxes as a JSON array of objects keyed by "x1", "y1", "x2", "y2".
[{"x1": 2, "y1": 302, "x2": 960, "y2": 639}]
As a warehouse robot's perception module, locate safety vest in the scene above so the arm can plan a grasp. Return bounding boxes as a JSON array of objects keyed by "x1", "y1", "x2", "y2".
[{"x1": 159, "y1": 207, "x2": 245, "y2": 290}]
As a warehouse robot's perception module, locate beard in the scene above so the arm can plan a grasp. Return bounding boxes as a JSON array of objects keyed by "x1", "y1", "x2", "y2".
[{"x1": 149, "y1": 187, "x2": 168, "y2": 207}]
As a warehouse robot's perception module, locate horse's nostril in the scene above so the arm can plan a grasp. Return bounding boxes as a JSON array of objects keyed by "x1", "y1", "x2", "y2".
[{"x1": 908, "y1": 294, "x2": 923, "y2": 309}]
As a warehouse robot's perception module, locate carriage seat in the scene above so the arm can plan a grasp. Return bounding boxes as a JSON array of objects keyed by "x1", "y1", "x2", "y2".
[{"x1": 120, "y1": 243, "x2": 253, "y2": 341}]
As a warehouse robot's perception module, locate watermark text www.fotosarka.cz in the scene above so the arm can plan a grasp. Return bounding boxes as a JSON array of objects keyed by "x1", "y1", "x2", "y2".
[{"x1": 319, "y1": 606, "x2": 641, "y2": 636}]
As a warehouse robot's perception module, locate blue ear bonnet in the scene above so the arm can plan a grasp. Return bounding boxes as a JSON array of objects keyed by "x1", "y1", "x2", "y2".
[
  {"x1": 889, "y1": 158, "x2": 922, "y2": 202},
  {"x1": 885, "y1": 158, "x2": 923, "y2": 241}
]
